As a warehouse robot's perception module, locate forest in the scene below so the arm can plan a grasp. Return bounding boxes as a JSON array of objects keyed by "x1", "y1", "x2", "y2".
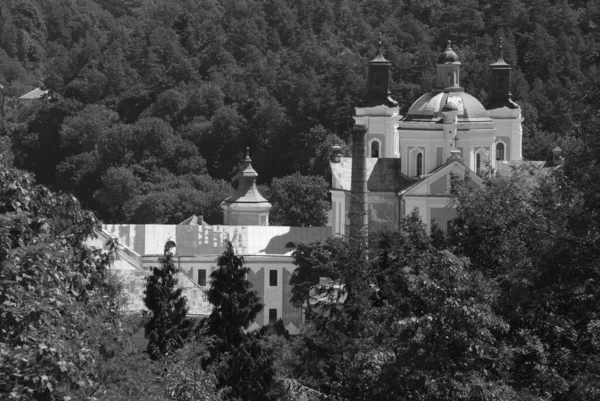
[
  {"x1": 2, "y1": 0, "x2": 600, "y2": 400},
  {"x1": 0, "y1": 0, "x2": 599, "y2": 223}
]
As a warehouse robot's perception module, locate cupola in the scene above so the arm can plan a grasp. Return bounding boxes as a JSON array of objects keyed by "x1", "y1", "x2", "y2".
[
  {"x1": 220, "y1": 148, "x2": 272, "y2": 226},
  {"x1": 366, "y1": 34, "x2": 398, "y2": 107},
  {"x1": 435, "y1": 40, "x2": 462, "y2": 91}
]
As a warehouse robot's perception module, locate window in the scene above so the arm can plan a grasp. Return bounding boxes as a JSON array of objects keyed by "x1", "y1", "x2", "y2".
[
  {"x1": 476, "y1": 153, "x2": 481, "y2": 172},
  {"x1": 416, "y1": 153, "x2": 423, "y2": 176},
  {"x1": 496, "y1": 142, "x2": 505, "y2": 160},
  {"x1": 269, "y1": 270, "x2": 277, "y2": 286},
  {"x1": 448, "y1": 72, "x2": 453, "y2": 85},
  {"x1": 370, "y1": 140, "x2": 380, "y2": 158},
  {"x1": 269, "y1": 309, "x2": 277, "y2": 324},
  {"x1": 198, "y1": 269, "x2": 207, "y2": 286}
]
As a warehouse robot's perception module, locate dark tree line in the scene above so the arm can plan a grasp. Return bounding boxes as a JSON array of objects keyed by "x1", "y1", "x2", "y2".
[{"x1": 0, "y1": 0, "x2": 598, "y2": 224}]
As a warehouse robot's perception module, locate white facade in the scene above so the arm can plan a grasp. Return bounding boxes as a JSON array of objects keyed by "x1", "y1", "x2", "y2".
[{"x1": 354, "y1": 105, "x2": 401, "y2": 158}]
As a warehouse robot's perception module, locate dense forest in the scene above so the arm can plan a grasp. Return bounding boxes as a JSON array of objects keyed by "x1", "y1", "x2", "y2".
[{"x1": 0, "y1": 0, "x2": 599, "y2": 224}]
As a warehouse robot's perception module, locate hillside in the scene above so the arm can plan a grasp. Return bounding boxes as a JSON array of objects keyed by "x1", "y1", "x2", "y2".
[{"x1": 0, "y1": 0, "x2": 599, "y2": 223}]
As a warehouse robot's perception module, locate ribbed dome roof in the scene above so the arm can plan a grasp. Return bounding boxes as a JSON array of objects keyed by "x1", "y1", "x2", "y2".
[
  {"x1": 438, "y1": 40, "x2": 460, "y2": 64},
  {"x1": 404, "y1": 91, "x2": 492, "y2": 122}
]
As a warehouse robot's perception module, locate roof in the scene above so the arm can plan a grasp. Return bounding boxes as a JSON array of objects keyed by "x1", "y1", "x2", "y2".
[
  {"x1": 437, "y1": 40, "x2": 460, "y2": 64},
  {"x1": 404, "y1": 91, "x2": 492, "y2": 122},
  {"x1": 330, "y1": 157, "x2": 417, "y2": 192},
  {"x1": 102, "y1": 224, "x2": 332, "y2": 256},
  {"x1": 370, "y1": 51, "x2": 391, "y2": 65},
  {"x1": 19, "y1": 87, "x2": 49, "y2": 100},
  {"x1": 400, "y1": 153, "x2": 483, "y2": 197},
  {"x1": 221, "y1": 149, "x2": 271, "y2": 208},
  {"x1": 113, "y1": 268, "x2": 212, "y2": 316}
]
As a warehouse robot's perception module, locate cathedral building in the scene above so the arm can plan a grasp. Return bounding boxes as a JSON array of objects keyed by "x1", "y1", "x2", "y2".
[{"x1": 331, "y1": 40, "x2": 523, "y2": 235}]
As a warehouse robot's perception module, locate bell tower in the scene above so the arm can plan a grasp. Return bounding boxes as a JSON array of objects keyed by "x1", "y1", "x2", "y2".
[
  {"x1": 354, "y1": 34, "x2": 400, "y2": 159},
  {"x1": 488, "y1": 38, "x2": 517, "y2": 110},
  {"x1": 486, "y1": 37, "x2": 523, "y2": 164}
]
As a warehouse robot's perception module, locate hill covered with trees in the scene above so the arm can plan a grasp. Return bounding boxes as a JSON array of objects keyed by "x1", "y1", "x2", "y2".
[{"x1": 0, "y1": 0, "x2": 599, "y2": 223}]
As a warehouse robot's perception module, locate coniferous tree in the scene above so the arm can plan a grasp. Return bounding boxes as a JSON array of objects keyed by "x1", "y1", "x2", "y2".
[
  {"x1": 143, "y1": 242, "x2": 191, "y2": 360},
  {"x1": 206, "y1": 242, "x2": 275, "y2": 400}
]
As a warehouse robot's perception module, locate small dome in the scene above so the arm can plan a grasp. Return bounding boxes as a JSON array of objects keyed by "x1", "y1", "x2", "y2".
[
  {"x1": 404, "y1": 91, "x2": 492, "y2": 123},
  {"x1": 438, "y1": 40, "x2": 460, "y2": 64},
  {"x1": 442, "y1": 102, "x2": 459, "y2": 112}
]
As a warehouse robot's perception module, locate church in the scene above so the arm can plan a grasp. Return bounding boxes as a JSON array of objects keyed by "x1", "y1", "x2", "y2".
[
  {"x1": 330, "y1": 40, "x2": 524, "y2": 235},
  {"x1": 90, "y1": 39, "x2": 535, "y2": 335}
]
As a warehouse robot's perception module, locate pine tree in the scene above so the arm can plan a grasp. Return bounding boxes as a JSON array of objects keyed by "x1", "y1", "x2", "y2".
[
  {"x1": 206, "y1": 241, "x2": 263, "y2": 349},
  {"x1": 205, "y1": 241, "x2": 275, "y2": 400},
  {"x1": 143, "y1": 242, "x2": 191, "y2": 360}
]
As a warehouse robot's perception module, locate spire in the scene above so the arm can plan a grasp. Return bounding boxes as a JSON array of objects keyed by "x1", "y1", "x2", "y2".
[
  {"x1": 487, "y1": 35, "x2": 517, "y2": 109},
  {"x1": 366, "y1": 33, "x2": 397, "y2": 107},
  {"x1": 491, "y1": 36, "x2": 509, "y2": 67},
  {"x1": 220, "y1": 148, "x2": 271, "y2": 226}
]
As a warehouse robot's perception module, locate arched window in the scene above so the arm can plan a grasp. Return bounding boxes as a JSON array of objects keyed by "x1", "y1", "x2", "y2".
[
  {"x1": 476, "y1": 153, "x2": 481, "y2": 172},
  {"x1": 416, "y1": 153, "x2": 423, "y2": 176},
  {"x1": 370, "y1": 140, "x2": 380, "y2": 158},
  {"x1": 496, "y1": 142, "x2": 505, "y2": 161}
]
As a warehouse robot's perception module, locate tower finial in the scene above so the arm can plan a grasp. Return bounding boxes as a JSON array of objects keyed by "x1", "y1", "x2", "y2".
[
  {"x1": 447, "y1": 39, "x2": 452, "y2": 50},
  {"x1": 378, "y1": 32, "x2": 383, "y2": 54},
  {"x1": 499, "y1": 36, "x2": 503, "y2": 58},
  {"x1": 245, "y1": 146, "x2": 250, "y2": 160}
]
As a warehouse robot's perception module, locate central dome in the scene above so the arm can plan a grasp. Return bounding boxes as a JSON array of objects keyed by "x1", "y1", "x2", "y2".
[{"x1": 403, "y1": 91, "x2": 491, "y2": 122}]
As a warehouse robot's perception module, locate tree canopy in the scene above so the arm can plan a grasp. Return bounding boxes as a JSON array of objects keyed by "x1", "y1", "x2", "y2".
[{"x1": 1, "y1": 0, "x2": 598, "y2": 223}]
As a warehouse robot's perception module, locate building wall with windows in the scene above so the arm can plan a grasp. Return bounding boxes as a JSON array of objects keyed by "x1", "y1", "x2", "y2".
[{"x1": 90, "y1": 224, "x2": 332, "y2": 335}]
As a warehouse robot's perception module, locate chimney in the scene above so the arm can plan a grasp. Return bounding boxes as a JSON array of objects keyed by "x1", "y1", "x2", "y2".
[
  {"x1": 349, "y1": 126, "x2": 368, "y2": 246},
  {"x1": 331, "y1": 144, "x2": 343, "y2": 163},
  {"x1": 552, "y1": 146, "x2": 563, "y2": 166}
]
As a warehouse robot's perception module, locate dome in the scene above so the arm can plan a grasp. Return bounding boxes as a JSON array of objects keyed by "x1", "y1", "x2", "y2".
[
  {"x1": 404, "y1": 91, "x2": 492, "y2": 122},
  {"x1": 438, "y1": 40, "x2": 460, "y2": 64},
  {"x1": 441, "y1": 102, "x2": 458, "y2": 112}
]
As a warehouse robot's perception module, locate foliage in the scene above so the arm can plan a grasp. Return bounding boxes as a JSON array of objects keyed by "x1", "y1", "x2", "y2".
[
  {"x1": 0, "y1": 157, "x2": 121, "y2": 399},
  {"x1": 205, "y1": 242, "x2": 275, "y2": 401},
  {"x1": 450, "y1": 165, "x2": 600, "y2": 400},
  {"x1": 290, "y1": 212, "x2": 509, "y2": 400},
  {"x1": 143, "y1": 246, "x2": 192, "y2": 360},
  {"x1": 269, "y1": 173, "x2": 330, "y2": 227},
  {"x1": 2, "y1": 0, "x2": 597, "y2": 222}
]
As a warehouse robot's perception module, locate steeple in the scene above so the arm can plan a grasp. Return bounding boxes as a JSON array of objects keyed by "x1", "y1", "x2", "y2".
[
  {"x1": 435, "y1": 40, "x2": 462, "y2": 92},
  {"x1": 220, "y1": 148, "x2": 272, "y2": 226},
  {"x1": 487, "y1": 37, "x2": 518, "y2": 109},
  {"x1": 366, "y1": 33, "x2": 397, "y2": 107}
]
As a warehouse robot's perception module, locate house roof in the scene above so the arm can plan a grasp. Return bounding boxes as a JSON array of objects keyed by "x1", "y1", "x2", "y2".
[
  {"x1": 19, "y1": 88, "x2": 49, "y2": 100},
  {"x1": 102, "y1": 224, "x2": 332, "y2": 256}
]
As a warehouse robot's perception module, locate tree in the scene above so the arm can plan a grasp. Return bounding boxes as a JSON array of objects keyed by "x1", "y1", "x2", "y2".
[
  {"x1": 269, "y1": 172, "x2": 330, "y2": 227},
  {"x1": 449, "y1": 165, "x2": 600, "y2": 400},
  {"x1": 289, "y1": 212, "x2": 510, "y2": 400},
  {"x1": 205, "y1": 241, "x2": 275, "y2": 400},
  {"x1": 143, "y1": 243, "x2": 192, "y2": 360},
  {"x1": 0, "y1": 157, "x2": 122, "y2": 399}
]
